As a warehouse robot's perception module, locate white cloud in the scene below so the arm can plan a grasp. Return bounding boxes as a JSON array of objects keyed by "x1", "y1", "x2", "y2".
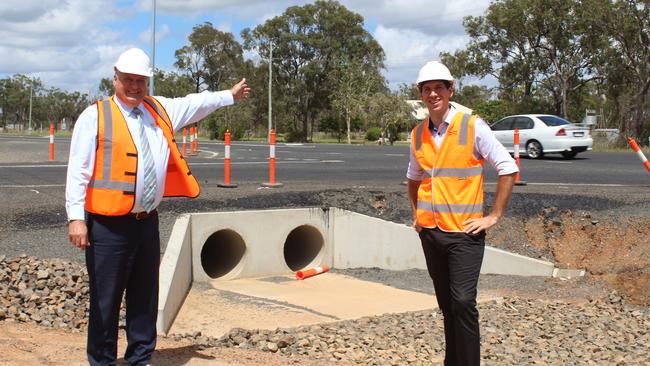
[
  {"x1": 139, "y1": 23, "x2": 171, "y2": 44},
  {"x1": 374, "y1": 25, "x2": 470, "y2": 88},
  {"x1": 0, "y1": 0, "x2": 492, "y2": 93}
]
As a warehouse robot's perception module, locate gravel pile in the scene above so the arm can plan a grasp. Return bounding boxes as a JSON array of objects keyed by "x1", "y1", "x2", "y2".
[
  {"x1": 0, "y1": 254, "x2": 88, "y2": 331},
  {"x1": 202, "y1": 294, "x2": 650, "y2": 365},
  {"x1": 2, "y1": 255, "x2": 649, "y2": 364}
]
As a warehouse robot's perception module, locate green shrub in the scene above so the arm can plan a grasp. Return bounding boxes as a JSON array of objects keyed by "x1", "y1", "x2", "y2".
[{"x1": 365, "y1": 127, "x2": 382, "y2": 141}]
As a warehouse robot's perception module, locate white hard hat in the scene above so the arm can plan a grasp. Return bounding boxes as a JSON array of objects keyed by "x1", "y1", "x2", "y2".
[
  {"x1": 114, "y1": 48, "x2": 153, "y2": 77},
  {"x1": 416, "y1": 61, "x2": 453, "y2": 85}
]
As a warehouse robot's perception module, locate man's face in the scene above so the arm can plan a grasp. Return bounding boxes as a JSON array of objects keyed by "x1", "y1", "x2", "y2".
[
  {"x1": 113, "y1": 71, "x2": 148, "y2": 108},
  {"x1": 419, "y1": 80, "x2": 453, "y2": 115}
]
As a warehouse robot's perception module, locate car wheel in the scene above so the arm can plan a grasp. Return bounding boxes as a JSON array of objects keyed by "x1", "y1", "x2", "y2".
[
  {"x1": 561, "y1": 151, "x2": 577, "y2": 159},
  {"x1": 526, "y1": 141, "x2": 543, "y2": 159}
]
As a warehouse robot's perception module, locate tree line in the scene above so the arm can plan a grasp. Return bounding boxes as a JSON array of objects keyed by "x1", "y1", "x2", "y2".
[{"x1": 1, "y1": 0, "x2": 647, "y2": 143}]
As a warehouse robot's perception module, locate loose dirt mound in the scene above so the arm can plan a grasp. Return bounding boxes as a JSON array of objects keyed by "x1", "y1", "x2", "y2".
[{"x1": 524, "y1": 210, "x2": 650, "y2": 305}]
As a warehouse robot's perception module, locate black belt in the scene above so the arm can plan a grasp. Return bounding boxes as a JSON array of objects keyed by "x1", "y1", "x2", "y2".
[{"x1": 127, "y1": 209, "x2": 157, "y2": 220}]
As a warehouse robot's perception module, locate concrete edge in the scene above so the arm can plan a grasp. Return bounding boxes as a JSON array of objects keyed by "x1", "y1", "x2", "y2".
[
  {"x1": 157, "y1": 214, "x2": 193, "y2": 334},
  {"x1": 481, "y1": 246, "x2": 555, "y2": 276},
  {"x1": 552, "y1": 268, "x2": 587, "y2": 278}
]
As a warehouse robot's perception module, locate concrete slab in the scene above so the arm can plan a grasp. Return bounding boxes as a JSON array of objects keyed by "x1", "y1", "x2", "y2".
[{"x1": 169, "y1": 273, "x2": 437, "y2": 338}]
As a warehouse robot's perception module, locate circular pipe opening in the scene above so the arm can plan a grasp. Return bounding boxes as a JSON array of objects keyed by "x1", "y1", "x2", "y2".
[
  {"x1": 283, "y1": 225, "x2": 324, "y2": 271},
  {"x1": 200, "y1": 229, "x2": 246, "y2": 279}
]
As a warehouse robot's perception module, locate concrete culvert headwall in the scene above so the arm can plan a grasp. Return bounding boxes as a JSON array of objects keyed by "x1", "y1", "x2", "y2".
[
  {"x1": 284, "y1": 225, "x2": 324, "y2": 271},
  {"x1": 200, "y1": 229, "x2": 246, "y2": 279}
]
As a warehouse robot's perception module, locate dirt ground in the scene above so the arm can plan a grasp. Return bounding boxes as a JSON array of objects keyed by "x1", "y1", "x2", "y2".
[{"x1": 0, "y1": 319, "x2": 327, "y2": 366}]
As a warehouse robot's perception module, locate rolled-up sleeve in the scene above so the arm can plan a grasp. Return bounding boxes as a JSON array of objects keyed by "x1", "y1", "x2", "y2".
[{"x1": 474, "y1": 118, "x2": 519, "y2": 175}]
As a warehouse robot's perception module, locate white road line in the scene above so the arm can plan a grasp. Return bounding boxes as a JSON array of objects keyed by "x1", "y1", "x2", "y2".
[
  {"x1": 187, "y1": 160, "x2": 344, "y2": 166},
  {"x1": 197, "y1": 149, "x2": 219, "y2": 158},
  {"x1": 384, "y1": 154, "x2": 406, "y2": 157},
  {"x1": 483, "y1": 182, "x2": 630, "y2": 187},
  {"x1": 0, "y1": 159, "x2": 345, "y2": 169},
  {"x1": 0, "y1": 184, "x2": 64, "y2": 188},
  {"x1": 0, "y1": 164, "x2": 67, "y2": 168}
]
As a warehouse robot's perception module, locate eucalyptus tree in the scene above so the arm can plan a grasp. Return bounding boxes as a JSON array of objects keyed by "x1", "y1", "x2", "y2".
[
  {"x1": 175, "y1": 22, "x2": 244, "y2": 93},
  {"x1": 461, "y1": 0, "x2": 606, "y2": 118},
  {"x1": 241, "y1": 0, "x2": 385, "y2": 141},
  {"x1": 595, "y1": 0, "x2": 649, "y2": 139}
]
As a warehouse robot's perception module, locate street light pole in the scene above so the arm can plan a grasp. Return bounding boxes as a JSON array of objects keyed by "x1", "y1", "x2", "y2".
[
  {"x1": 149, "y1": 0, "x2": 156, "y2": 96},
  {"x1": 268, "y1": 41, "x2": 273, "y2": 142}
]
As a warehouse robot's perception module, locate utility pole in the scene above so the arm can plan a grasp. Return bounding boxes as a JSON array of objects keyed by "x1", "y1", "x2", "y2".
[
  {"x1": 28, "y1": 84, "x2": 33, "y2": 131},
  {"x1": 149, "y1": 0, "x2": 156, "y2": 96},
  {"x1": 268, "y1": 41, "x2": 273, "y2": 143}
]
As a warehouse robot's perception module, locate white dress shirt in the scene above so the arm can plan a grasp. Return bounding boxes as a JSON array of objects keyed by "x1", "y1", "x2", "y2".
[
  {"x1": 406, "y1": 107, "x2": 518, "y2": 181},
  {"x1": 65, "y1": 90, "x2": 234, "y2": 221}
]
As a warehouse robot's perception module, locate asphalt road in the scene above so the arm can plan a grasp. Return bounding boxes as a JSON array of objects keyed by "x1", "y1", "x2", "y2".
[{"x1": 0, "y1": 135, "x2": 648, "y2": 187}]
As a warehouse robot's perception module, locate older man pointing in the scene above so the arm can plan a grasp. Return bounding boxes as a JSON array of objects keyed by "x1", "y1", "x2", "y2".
[{"x1": 66, "y1": 47, "x2": 250, "y2": 366}]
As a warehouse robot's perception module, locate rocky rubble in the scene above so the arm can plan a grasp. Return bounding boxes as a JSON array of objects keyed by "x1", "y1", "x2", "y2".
[
  {"x1": 0, "y1": 254, "x2": 88, "y2": 331},
  {"x1": 1, "y1": 255, "x2": 649, "y2": 364},
  {"x1": 204, "y1": 295, "x2": 650, "y2": 365}
]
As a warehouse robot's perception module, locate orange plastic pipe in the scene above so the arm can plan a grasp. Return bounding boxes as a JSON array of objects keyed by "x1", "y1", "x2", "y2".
[{"x1": 295, "y1": 265, "x2": 329, "y2": 280}]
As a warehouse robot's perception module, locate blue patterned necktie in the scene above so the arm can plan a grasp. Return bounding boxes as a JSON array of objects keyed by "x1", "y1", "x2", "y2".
[{"x1": 133, "y1": 107, "x2": 157, "y2": 213}]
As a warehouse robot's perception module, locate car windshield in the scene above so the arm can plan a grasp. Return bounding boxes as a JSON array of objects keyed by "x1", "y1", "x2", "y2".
[{"x1": 538, "y1": 115, "x2": 571, "y2": 126}]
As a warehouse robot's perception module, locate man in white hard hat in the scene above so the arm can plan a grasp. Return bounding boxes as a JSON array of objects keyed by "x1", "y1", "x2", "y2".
[
  {"x1": 406, "y1": 61, "x2": 517, "y2": 365},
  {"x1": 66, "y1": 47, "x2": 250, "y2": 366}
]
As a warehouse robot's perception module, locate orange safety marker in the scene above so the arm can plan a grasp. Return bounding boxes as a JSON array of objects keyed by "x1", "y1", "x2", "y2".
[
  {"x1": 627, "y1": 137, "x2": 650, "y2": 174},
  {"x1": 49, "y1": 123, "x2": 54, "y2": 161},
  {"x1": 261, "y1": 129, "x2": 283, "y2": 188},
  {"x1": 218, "y1": 130, "x2": 238, "y2": 188},
  {"x1": 188, "y1": 127, "x2": 197, "y2": 156},
  {"x1": 513, "y1": 129, "x2": 527, "y2": 185},
  {"x1": 193, "y1": 124, "x2": 199, "y2": 153},
  {"x1": 296, "y1": 265, "x2": 329, "y2": 280},
  {"x1": 182, "y1": 128, "x2": 187, "y2": 157}
]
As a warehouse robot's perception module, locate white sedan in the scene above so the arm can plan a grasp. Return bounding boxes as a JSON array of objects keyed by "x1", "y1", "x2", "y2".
[{"x1": 490, "y1": 114, "x2": 593, "y2": 159}]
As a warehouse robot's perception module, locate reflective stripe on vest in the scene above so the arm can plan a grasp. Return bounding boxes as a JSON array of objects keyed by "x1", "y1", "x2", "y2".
[
  {"x1": 88, "y1": 100, "x2": 136, "y2": 195},
  {"x1": 422, "y1": 166, "x2": 484, "y2": 178},
  {"x1": 416, "y1": 200, "x2": 483, "y2": 214}
]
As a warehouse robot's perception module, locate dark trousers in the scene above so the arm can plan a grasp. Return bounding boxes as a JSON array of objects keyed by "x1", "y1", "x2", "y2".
[
  {"x1": 86, "y1": 212, "x2": 160, "y2": 366},
  {"x1": 419, "y1": 227, "x2": 485, "y2": 366}
]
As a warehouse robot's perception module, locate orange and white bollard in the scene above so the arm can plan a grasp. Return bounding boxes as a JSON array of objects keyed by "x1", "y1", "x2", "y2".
[
  {"x1": 627, "y1": 137, "x2": 650, "y2": 174},
  {"x1": 514, "y1": 129, "x2": 527, "y2": 185},
  {"x1": 188, "y1": 127, "x2": 197, "y2": 156},
  {"x1": 295, "y1": 265, "x2": 329, "y2": 280},
  {"x1": 182, "y1": 128, "x2": 187, "y2": 157},
  {"x1": 193, "y1": 124, "x2": 199, "y2": 153},
  {"x1": 49, "y1": 123, "x2": 54, "y2": 161},
  {"x1": 218, "y1": 130, "x2": 238, "y2": 188},
  {"x1": 261, "y1": 129, "x2": 283, "y2": 188}
]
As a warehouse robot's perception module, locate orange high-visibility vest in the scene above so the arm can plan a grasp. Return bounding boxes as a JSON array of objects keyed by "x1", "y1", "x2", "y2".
[
  {"x1": 85, "y1": 96, "x2": 200, "y2": 216},
  {"x1": 411, "y1": 112, "x2": 484, "y2": 232}
]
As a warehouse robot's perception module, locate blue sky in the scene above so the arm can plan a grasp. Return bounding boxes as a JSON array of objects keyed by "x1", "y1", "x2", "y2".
[{"x1": 0, "y1": 0, "x2": 491, "y2": 95}]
